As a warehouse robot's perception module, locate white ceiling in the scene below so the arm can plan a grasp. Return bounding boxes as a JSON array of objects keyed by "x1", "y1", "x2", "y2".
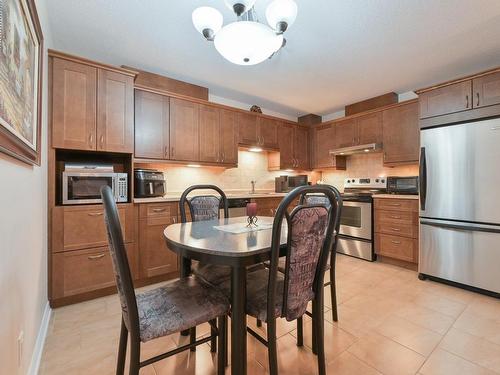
[{"x1": 44, "y1": 0, "x2": 500, "y2": 118}]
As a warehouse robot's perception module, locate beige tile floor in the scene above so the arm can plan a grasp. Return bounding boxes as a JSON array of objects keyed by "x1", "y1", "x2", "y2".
[{"x1": 40, "y1": 254, "x2": 500, "y2": 375}]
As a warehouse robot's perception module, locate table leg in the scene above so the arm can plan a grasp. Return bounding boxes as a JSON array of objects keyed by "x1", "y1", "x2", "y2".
[
  {"x1": 231, "y1": 266, "x2": 247, "y2": 375},
  {"x1": 180, "y1": 256, "x2": 192, "y2": 337}
]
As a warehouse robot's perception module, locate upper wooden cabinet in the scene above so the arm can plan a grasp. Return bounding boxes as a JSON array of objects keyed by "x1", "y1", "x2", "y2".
[
  {"x1": 52, "y1": 58, "x2": 97, "y2": 150},
  {"x1": 382, "y1": 101, "x2": 419, "y2": 165},
  {"x1": 238, "y1": 113, "x2": 279, "y2": 149},
  {"x1": 258, "y1": 117, "x2": 279, "y2": 149},
  {"x1": 169, "y1": 98, "x2": 200, "y2": 161},
  {"x1": 356, "y1": 112, "x2": 382, "y2": 144},
  {"x1": 219, "y1": 109, "x2": 238, "y2": 165},
  {"x1": 51, "y1": 55, "x2": 134, "y2": 153},
  {"x1": 96, "y1": 70, "x2": 134, "y2": 152},
  {"x1": 473, "y1": 71, "x2": 500, "y2": 108},
  {"x1": 312, "y1": 123, "x2": 346, "y2": 170},
  {"x1": 134, "y1": 90, "x2": 170, "y2": 159},
  {"x1": 238, "y1": 112, "x2": 258, "y2": 145},
  {"x1": 199, "y1": 104, "x2": 221, "y2": 163},
  {"x1": 270, "y1": 123, "x2": 309, "y2": 170},
  {"x1": 334, "y1": 119, "x2": 357, "y2": 149},
  {"x1": 419, "y1": 81, "x2": 472, "y2": 119},
  {"x1": 294, "y1": 125, "x2": 309, "y2": 169}
]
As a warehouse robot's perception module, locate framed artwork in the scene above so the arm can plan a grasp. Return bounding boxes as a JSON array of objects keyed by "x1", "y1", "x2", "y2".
[{"x1": 0, "y1": 0, "x2": 43, "y2": 165}]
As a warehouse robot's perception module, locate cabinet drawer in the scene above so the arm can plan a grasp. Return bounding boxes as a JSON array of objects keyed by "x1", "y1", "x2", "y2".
[
  {"x1": 139, "y1": 202, "x2": 178, "y2": 219},
  {"x1": 52, "y1": 244, "x2": 137, "y2": 299},
  {"x1": 375, "y1": 221, "x2": 417, "y2": 238},
  {"x1": 376, "y1": 209, "x2": 416, "y2": 225},
  {"x1": 52, "y1": 204, "x2": 134, "y2": 252},
  {"x1": 374, "y1": 199, "x2": 418, "y2": 212},
  {"x1": 375, "y1": 234, "x2": 416, "y2": 263}
]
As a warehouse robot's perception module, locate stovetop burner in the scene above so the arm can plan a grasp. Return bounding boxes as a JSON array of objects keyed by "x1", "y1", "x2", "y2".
[{"x1": 341, "y1": 177, "x2": 387, "y2": 202}]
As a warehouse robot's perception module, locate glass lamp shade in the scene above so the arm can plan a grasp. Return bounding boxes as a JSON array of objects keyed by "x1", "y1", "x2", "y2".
[
  {"x1": 214, "y1": 21, "x2": 283, "y2": 65},
  {"x1": 266, "y1": 0, "x2": 297, "y2": 31},
  {"x1": 224, "y1": 0, "x2": 257, "y2": 15},
  {"x1": 192, "y1": 6, "x2": 223, "y2": 35}
]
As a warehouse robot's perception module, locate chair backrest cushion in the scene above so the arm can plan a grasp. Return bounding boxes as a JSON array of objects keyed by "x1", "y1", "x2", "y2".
[
  {"x1": 303, "y1": 195, "x2": 331, "y2": 210},
  {"x1": 189, "y1": 195, "x2": 221, "y2": 221},
  {"x1": 284, "y1": 205, "x2": 329, "y2": 321}
]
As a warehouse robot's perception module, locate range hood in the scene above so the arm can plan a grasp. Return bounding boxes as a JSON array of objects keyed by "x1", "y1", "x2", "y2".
[{"x1": 329, "y1": 143, "x2": 383, "y2": 156}]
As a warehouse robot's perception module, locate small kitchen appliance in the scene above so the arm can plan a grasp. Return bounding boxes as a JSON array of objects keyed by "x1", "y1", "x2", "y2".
[{"x1": 134, "y1": 169, "x2": 166, "y2": 198}]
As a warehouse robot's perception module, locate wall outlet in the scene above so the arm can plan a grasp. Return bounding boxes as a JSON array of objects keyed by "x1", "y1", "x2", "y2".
[{"x1": 17, "y1": 331, "x2": 24, "y2": 368}]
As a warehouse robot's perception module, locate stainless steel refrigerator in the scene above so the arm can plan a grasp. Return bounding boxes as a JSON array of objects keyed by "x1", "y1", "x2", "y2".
[{"x1": 419, "y1": 117, "x2": 500, "y2": 294}]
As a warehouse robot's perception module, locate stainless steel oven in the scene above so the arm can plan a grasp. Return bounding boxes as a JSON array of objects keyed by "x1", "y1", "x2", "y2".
[
  {"x1": 338, "y1": 201, "x2": 372, "y2": 240},
  {"x1": 62, "y1": 163, "x2": 128, "y2": 205}
]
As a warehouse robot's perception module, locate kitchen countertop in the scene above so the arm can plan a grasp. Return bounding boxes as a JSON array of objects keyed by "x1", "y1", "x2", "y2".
[
  {"x1": 373, "y1": 194, "x2": 419, "y2": 200},
  {"x1": 133, "y1": 190, "x2": 288, "y2": 204}
]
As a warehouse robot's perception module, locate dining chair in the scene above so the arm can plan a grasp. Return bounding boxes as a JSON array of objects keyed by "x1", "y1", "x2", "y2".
[
  {"x1": 222, "y1": 185, "x2": 342, "y2": 375},
  {"x1": 100, "y1": 186, "x2": 229, "y2": 375}
]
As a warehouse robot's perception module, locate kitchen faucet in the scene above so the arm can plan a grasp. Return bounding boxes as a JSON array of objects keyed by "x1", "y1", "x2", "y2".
[{"x1": 250, "y1": 180, "x2": 256, "y2": 194}]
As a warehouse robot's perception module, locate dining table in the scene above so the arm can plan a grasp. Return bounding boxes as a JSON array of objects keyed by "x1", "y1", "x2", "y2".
[{"x1": 163, "y1": 216, "x2": 288, "y2": 375}]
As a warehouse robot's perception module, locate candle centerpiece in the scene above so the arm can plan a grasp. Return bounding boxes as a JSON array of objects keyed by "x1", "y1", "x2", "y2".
[{"x1": 246, "y1": 202, "x2": 258, "y2": 227}]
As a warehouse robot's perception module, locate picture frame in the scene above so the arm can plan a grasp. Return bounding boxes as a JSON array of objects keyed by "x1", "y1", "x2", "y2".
[{"x1": 0, "y1": 0, "x2": 43, "y2": 165}]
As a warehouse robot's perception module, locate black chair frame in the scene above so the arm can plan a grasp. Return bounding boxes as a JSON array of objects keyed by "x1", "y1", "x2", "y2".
[
  {"x1": 101, "y1": 186, "x2": 227, "y2": 375},
  {"x1": 247, "y1": 185, "x2": 342, "y2": 375}
]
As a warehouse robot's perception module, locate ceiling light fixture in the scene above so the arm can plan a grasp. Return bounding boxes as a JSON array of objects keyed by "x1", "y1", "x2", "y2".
[{"x1": 192, "y1": 0, "x2": 297, "y2": 65}]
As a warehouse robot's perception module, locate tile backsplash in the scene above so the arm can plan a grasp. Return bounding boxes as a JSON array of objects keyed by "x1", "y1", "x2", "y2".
[
  {"x1": 321, "y1": 153, "x2": 419, "y2": 191},
  {"x1": 139, "y1": 151, "x2": 417, "y2": 194},
  {"x1": 145, "y1": 150, "x2": 319, "y2": 193}
]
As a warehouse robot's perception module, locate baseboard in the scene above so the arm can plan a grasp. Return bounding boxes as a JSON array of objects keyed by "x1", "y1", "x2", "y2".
[{"x1": 27, "y1": 302, "x2": 52, "y2": 375}]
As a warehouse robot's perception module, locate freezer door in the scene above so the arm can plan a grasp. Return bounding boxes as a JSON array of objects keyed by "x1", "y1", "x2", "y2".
[
  {"x1": 419, "y1": 219, "x2": 500, "y2": 293},
  {"x1": 419, "y1": 118, "x2": 500, "y2": 224}
]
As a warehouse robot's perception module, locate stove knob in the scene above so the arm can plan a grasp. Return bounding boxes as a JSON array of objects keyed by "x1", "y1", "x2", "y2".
[
  {"x1": 381, "y1": 179, "x2": 385, "y2": 183},
  {"x1": 375, "y1": 179, "x2": 379, "y2": 183}
]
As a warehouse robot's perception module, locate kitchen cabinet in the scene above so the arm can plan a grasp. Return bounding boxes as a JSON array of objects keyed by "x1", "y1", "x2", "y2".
[
  {"x1": 51, "y1": 244, "x2": 137, "y2": 300},
  {"x1": 382, "y1": 101, "x2": 419, "y2": 165},
  {"x1": 473, "y1": 71, "x2": 500, "y2": 108},
  {"x1": 238, "y1": 112, "x2": 258, "y2": 145},
  {"x1": 334, "y1": 119, "x2": 357, "y2": 149},
  {"x1": 258, "y1": 117, "x2": 279, "y2": 149},
  {"x1": 356, "y1": 112, "x2": 382, "y2": 144},
  {"x1": 220, "y1": 109, "x2": 238, "y2": 164},
  {"x1": 199, "y1": 104, "x2": 221, "y2": 163},
  {"x1": 312, "y1": 123, "x2": 346, "y2": 170},
  {"x1": 96, "y1": 70, "x2": 134, "y2": 152},
  {"x1": 52, "y1": 58, "x2": 97, "y2": 150},
  {"x1": 138, "y1": 203, "x2": 179, "y2": 278},
  {"x1": 51, "y1": 56, "x2": 134, "y2": 152},
  {"x1": 51, "y1": 204, "x2": 135, "y2": 253},
  {"x1": 374, "y1": 198, "x2": 419, "y2": 263},
  {"x1": 270, "y1": 123, "x2": 309, "y2": 170},
  {"x1": 238, "y1": 113, "x2": 279, "y2": 149},
  {"x1": 419, "y1": 81, "x2": 472, "y2": 119},
  {"x1": 170, "y1": 98, "x2": 199, "y2": 161},
  {"x1": 134, "y1": 90, "x2": 170, "y2": 159}
]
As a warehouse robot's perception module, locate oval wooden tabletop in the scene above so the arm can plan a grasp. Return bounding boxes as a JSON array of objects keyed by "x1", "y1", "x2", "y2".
[{"x1": 163, "y1": 216, "x2": 288, "y2": 258}]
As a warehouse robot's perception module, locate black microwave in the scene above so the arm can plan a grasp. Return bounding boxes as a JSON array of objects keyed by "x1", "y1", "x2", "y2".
[{"x1": 387, "y1": 176, "x2": 419, "y2": 195}]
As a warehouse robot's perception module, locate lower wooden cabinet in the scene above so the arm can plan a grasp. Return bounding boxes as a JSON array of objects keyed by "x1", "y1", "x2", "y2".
[
  {"x1": 374, "y1": 198, "x2": 419, "y2": 263},
  {"x1": 138, "y1": 203, "x2": 179, "y2": 278},
  {"x1": 52, "y1": 244, "x2": 137, "y2": 299}
]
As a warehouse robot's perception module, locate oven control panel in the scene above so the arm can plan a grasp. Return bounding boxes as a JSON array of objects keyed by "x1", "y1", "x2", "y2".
[{"x1": 344, "y1": 177, "x2": 387, "y2": 189}]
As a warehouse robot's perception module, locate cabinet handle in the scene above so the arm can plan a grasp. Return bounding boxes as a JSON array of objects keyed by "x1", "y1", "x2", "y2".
[
  {"x1": 172, "y1": 217, "x2": 177, "y2": 223},
  {"x1": 164, "y1": 146, "x2": 168, "y2": 158},
  {"x1": 222, "y1": 152, "x2": 225, "y2": 162},
  {"x1": 476, "y1": 92, "x2": 480, "y2": 107},
  {"x1": 391, "y1": 240, "x2": 401, "y2": 245},
  {"x1": 89, "y1": 133, "x2": 93, "y2": 146},
  {"x1": 171, "y1": 147, "x2": 175, "y2": 157},
  {"x1": 466, "y1": 94, "x2": 469, "y2": 108},
  {"x1": 100, "y1": 135, "x2": 104, "y2": 148},
  {"x1": 390, "y1": 227, "x2": 401, "y2": 232},
  {"x1": 388, "y1": 203, "x2": 402, "y2": 207},
  {"x1": 88, "y1": 253, "x2": 106, "y2": 260},
  {"x1": 152, "y1": 208, "x2": 166, "y2": 212},
  {"x1": 390, "y1": 215, "x2": 402, "y2": 219},
  {"x1": 87, "y1": 212, "x2": 103, "y2": 216}
]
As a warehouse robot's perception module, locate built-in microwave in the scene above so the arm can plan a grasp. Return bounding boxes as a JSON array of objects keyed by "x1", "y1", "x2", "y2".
[
  {"x1": 387, "y1": 176, "x2": 419, "y2": 195},
  {"x1": 62, "y1": 163, "x2": 128, "y2": 205}
]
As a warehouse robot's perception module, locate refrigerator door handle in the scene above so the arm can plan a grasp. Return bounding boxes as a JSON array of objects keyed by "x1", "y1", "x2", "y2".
[
  {"x1": 420, "y1": 219, "x2": 500, "y2": 234},
  {"x1": 419, "y1": 147, "x2": 427, "y2": 211}
]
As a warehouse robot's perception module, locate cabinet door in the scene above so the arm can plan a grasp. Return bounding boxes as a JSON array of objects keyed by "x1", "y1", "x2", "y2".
[
  {"x1": 220, "y1": 109, "x2": 238, "y2": 164},
  {"x1": 139, "y1": 215, "x2": 179, "y2": 278},
  {"x1": 334, "y1": 119, "x2": 356, "y2": 149},
  {"x1": 473, "y1": 71, "x2": 500, "y2": 108},
  {"x1": 419, "y1": 81, "x2": 472, "y2": 119},
  {"x1": 314, "y1": 124, "x2": 335, "y2": 168},
  {"x1": 356, "y1": 112, "x2": 382, "y2": 145},
  {"x1": 294, "y1": 125, "x2": 309, "y2": 169},
  {"x1": 258, "y1": 117, "x2": 279, "y2": 149},
  {"x1": 96, "y1": 70, "x2": 134, "y2": 153},
  {"x1": 170, "y1": 98, "x2": 199, "y2": 161},
  {"x1": 52, "y1": 58, "x2": 97, "y2": 150},
  {"x1": 134, "y1": 90, "x2": 169, "y2": 159},
  {"x1": 199, "y1": 105, "x2": 221, "y2": 163},
  {"x1": 382, "y1": 102, "x2": 419, "y2": 165},
  {"x1": 238, "y1": 112, "x2": 258, "y2": 145},
  {"x1": 277, "y1": 122, "x2": 294, "y2": 169}
]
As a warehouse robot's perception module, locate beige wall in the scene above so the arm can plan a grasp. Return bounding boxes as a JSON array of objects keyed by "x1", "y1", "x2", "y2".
[
  {"x1": 322, "y1": 153, "x2": 419, "y2": 191},
  {"x1": 0, "y1": 1, "x2": 52, "y2": 373},
  {"x1": 142, "y1": 150, "x2": 320, "y2": 194}
]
